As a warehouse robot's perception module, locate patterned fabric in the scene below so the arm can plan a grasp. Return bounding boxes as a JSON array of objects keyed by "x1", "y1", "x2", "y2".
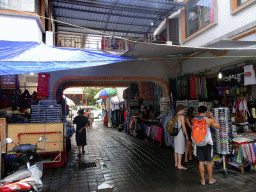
[
  {"x1": 150, "y1": 82, "x2": 154, "y2": 100},
  {"x1": 144, "y1": 82, "x2": 148, "y2": 100},
  {"x1": 145, "y1": 125, "x2": 162, "y2": 143},
  {"x1": 249, "y1": 144, "x2": 256, "y2": 165},
  {"x1": 147, "y1": 82, "x2": 150, "y2": 100},
  {"x1": 157, "y1": 127, "x2": 162, "y2": 142},
  {"x1": 237, "y1": 143, "x2": 256, "y2": 170},
  {"x1": 138, "y1": 82, "x2": 143, "y2": 99},
  {"x1": 125, "y1": 112, "x2": 130, "y2": 132},
  {"x1": 162, "y1": 112, "x2": 174, "y2": 147}
]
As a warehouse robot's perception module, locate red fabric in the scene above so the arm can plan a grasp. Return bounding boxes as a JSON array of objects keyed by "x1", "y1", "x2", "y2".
[
  {"x1": 236, "y1": 100, "x2": 241, "y2": 116},
  {"x1": 138, "y1": 82, "x2": 143, "y2": 99},
  {"x1": 37, "y1": 73, "x2": 50, "y2": 98},
  {"x1": 190, "y1": 77, "x2": 197, "y2": 99},
  {"x1": 233, "y1": 141, "x2": 248, "y2": 145},
  {"x1": 157, "y1": 127, "x2": 162, "y2": 142},
  {"x1": 144, "y1": 82, "x2": 148, "y2": 99},
  {"x1": 104, "y1": 117, "x2": 108, "y2": 125},
  {"x1": 86, "y1": 112, "x2": 90, "y2": 119},
  {"x1": 150, "y1": 84, "x2": 154, "y2": 100},
  {"x1": 124, "y1": 111, "x2": 127, "y2": 120}
]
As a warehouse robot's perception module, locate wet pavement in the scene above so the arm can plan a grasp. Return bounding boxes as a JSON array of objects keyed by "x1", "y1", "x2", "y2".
[{"x1": 42, "y1": 120, "x2": 256, "y2": 192}]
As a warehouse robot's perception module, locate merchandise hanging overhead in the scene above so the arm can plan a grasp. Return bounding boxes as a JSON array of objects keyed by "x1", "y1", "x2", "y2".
[{"x1": 0, "y1": 40, "x2": 134, "y2": 75}]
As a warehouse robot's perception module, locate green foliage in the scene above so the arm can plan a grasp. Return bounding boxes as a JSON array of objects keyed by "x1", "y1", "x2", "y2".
[{"x1": 83, "y1": 87, "x2": 107, "y2": 106}]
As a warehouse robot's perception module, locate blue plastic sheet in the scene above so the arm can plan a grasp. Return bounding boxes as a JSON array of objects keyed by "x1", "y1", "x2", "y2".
[
  {"x1": 0, "y1": 41, "x2": 38, "y2": 60},
  {"x1": 0, "y1": 40, "x2": 133, "y2": 75}
]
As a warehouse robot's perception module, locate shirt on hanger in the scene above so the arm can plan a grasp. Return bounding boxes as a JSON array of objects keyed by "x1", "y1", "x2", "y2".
[{"x1": 244, "y1": 65, "x2": 256, "y2": 86}]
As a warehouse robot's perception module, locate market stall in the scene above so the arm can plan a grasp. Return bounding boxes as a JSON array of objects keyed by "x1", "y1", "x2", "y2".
[
  {"x1": 0, "y1": 74, "x2": 70, "y2": 175},
  {"x1": 167, "y1": 62, "x2": 256, "y2": 175},
  {"x1": 123, "y1": 82, "x2": 163, "y2": 144}
]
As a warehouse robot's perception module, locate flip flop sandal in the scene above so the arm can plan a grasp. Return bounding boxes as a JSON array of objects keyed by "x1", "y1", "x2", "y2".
[
  {"x1": 184, "y1": 161, "x2": 191, "y2": 165},
  {"x1": 178, "y1": 167, "x2": 187, "y2": 170},
  {"x1": 201, "y1": 182, "x2": 206, "y2": 186},
  {"x1": 209, "y1": 180, "x2": 217, "y2": 185}
]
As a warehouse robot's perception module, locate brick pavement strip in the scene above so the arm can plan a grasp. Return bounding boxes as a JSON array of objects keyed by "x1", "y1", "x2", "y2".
[{"x1": 41, "y1": 121, "x2": 256, "y2": 192}]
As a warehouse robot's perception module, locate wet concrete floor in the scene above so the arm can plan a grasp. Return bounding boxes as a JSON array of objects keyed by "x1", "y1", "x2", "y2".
[{"x1": 42, "y1": 120, "x2": 256, "y2": 192}]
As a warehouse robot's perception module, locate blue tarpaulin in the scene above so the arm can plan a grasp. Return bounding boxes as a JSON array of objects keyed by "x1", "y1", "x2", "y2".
[{"x1": 0, "y1": 40, "x2": 134, "y2": 75}]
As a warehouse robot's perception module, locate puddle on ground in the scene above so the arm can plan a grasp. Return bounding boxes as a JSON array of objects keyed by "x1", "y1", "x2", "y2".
[
  {"x1": 99, "y1": 162, "x2": 108, "y2": 169},
  {"x1": 97, "y1": 182, "x2": 114, "y2": 192}
]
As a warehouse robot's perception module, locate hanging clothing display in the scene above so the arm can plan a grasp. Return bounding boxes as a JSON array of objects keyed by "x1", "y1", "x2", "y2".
[
  {"x1": 190, "y1": 76, "x2": 197, "y2": 99},
  {"x1": 130, "y1": 83, "x2": 139, "y2": 99},
  {"x1": 244, "y1": 65, "x2": 256, "y2": 86},
  {"x1": 220, "y1": 66, "x2": 244, "y2": 87},
  {"x1": 161, "y1": 102, "x2": 176, "y2": 147},
  {"x1": 237, "y1": 143, "x2": 256, "y2": 171},
  {"x1": 138, "y1": 82, "x2": 143, "y2": 99},
  {"x1": 169, "y1": 78, "x2": 177, "y2": 101},
  {"x1": 146, "y1": 125, "x2": 163, "y2": 143},
  {"x1": 248, "y1": 100, "x2": 256, "y2": 124}
]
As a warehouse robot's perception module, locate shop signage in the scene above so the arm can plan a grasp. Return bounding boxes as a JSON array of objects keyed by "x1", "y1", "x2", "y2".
[
  {"x1": 37, "y1": 73, "x2": 50, "y2": 98},
  {"x1": 1, "y1": 75, "x2": 17, "y2": 89}
]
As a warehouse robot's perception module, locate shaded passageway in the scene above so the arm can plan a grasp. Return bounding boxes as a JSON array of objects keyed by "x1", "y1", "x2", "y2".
[{"x1": 42, "y1": 120, "x2": 256, "y2": 192}]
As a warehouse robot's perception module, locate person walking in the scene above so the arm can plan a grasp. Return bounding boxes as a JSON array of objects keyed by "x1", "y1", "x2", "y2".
[
  {"x1": 184, "y1": 107, "x2": 195, "y2": 164},
  {"x1": 174, "y1": 105, "x2": 189, "y2": 170},
  {"x1": 90, "y1": 109, "x2": 93, "y2": 129},
  {"x1": 86, "y1": 109, "x2": 91, "y2": 129},
  {"x1": 73, "y1": 109, "x2": 88, "y2": 158},
  {"x1": 140, "y1": 107, "x2": 150, "y2": 141},
  {"x1": 192, "y1": 106, "x2": 220, "y2": 186}
]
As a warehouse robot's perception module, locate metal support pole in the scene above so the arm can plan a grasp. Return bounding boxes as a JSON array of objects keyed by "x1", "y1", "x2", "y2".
[
  {"x1": 166, "y1": 15, "x2": 170, "y2": 42},
  {"x1": 124, "y1": 40, "x2": 128, "y2": 51},
  {"x1": 108, "y1": 97, "x2": 112, "y2": 128},
  {"x1": 48, "y1": 0, "x2": 52, "y2": 31}
]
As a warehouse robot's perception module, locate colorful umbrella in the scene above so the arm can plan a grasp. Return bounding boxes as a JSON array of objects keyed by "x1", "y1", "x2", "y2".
[
  {"x1": 94, "y1": 91, "x2": 101, "y2": 99},
  {"x1": 99, "y1": 88, "x2": 117, "y2": 98}
]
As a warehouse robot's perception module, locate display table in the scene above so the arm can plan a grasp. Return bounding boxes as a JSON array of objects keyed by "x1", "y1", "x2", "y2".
[{"x1": 228, "y1": 133, "x2": 256, "y2": 174}]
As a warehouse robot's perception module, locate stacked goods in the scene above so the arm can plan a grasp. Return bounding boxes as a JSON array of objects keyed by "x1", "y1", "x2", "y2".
[{"x1": 30, "y1": 100, "x2": 62, "y2": 123}]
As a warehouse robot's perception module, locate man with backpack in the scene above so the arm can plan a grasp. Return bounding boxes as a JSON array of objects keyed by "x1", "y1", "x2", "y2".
[{"x1": 192, "y1": 106, "x2": 220, "y2": 186}]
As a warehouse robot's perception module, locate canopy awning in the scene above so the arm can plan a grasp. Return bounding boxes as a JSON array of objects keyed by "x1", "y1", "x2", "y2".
[
  {"x1": 0, "y1": 40, "x2": 134, "y2": 75},
  {"x1": 2, "y1": 40, "x2": 256, "y2": 76},
  {"x1": 122, "y1": 40, "x2": 256, "y2": 58}
]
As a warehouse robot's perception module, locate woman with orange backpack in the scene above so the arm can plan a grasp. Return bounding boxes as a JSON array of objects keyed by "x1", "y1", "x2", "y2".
[{"x1": 174, "y1": 105, "x2": 190, "y2": 170}]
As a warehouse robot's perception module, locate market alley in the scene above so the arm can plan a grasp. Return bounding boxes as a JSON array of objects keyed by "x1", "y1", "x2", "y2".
[{"x1": 41, "y1": 120, "x2": 256, "y2": 192}]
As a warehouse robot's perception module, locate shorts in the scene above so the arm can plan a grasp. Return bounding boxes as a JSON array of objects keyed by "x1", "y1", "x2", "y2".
[{"x1": 197, "y1": 144, "x2": 213, "y2": 162}]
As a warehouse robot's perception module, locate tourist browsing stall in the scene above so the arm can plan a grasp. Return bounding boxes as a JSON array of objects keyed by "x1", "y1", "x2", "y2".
[
  {"x1": 209, "y1": 63, "x2": 256, "y2": 174},
  {"x1": 123, "y1": 82, "x2": 163, "y2": 144}
]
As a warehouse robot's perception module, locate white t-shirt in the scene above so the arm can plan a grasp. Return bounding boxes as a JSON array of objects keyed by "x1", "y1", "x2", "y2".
[{"x1": 244, "y1": 65, "x2": 256, "y2": 86}]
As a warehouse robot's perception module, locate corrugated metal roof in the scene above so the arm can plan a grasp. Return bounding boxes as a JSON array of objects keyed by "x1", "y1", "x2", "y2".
[{"x1": 52, "y1": 0, "x2": 185, "y2": 38}]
